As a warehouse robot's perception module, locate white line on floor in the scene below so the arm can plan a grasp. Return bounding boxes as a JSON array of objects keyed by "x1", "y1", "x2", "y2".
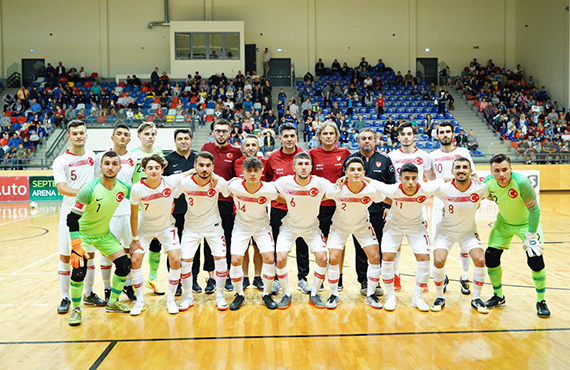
[
  {"x1": 32, "y1": 303, "x2": 49, "y2": 306},
  {"x1": 0, "y1": 304, "x2": 14, "y2": 307},
  {"x1": 10, "y1": 253, "x2": 57, "y2": 275}
]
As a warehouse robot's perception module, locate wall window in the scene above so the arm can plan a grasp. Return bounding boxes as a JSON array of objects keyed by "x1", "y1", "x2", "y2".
[{"x1": 175, "y1": 32, "x2": 240, "y2": 60}]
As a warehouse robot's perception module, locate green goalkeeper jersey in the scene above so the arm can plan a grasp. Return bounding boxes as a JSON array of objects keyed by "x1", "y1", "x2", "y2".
[
  {"x1": 71, "y1": 178, "x2": 131, "y2": 238},
  {"x1": 484, "y1": 171, "x2": 540, "y2": 233},
  {"x1": 131, "y1": 146, "x2": 163, "y2": 184}
]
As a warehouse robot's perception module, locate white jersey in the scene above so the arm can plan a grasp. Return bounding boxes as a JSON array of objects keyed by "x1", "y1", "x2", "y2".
[
  {"x1": 372, "y1": 179, "x2": 443, "y2": 226},
  {"x1": 388, "y1": 148, "x2": 432, "y2": 182},
  {"x1": 130, "y1": 174, "x2": 184, "y2": 233},
  {"x1": 180, "y1": 176, "x2": 230, "y2": 228},
  {"x1": 95, "y1": 150, "x2": 137, "y2": 216},
  {"x1": 274, "y1": 175, "x2": 332, "y2": 230},
  {"x1": 326, "y1": 182, "x2": 384, "y2": 230},
  {"x1": 429, "y1": 147, "x2": 475, "y2": 179},
  {"x1": 53, "y1": 149, "x2": 96, "y2": 213},
  {"x1": 229, "y1": 180, "x2": 278, "y2": 230},
  {"x1": 433, "y1": 180, "x2": 488, "y2": 234}
]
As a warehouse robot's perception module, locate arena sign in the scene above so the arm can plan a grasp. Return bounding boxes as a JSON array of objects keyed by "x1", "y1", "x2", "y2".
[{"x1": 0, "y1": 176, "x2": 63, "y2": 202}]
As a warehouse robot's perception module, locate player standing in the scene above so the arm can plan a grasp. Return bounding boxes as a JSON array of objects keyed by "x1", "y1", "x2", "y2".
[
  {"x1": 430, "y1": 157, "x2": 488, "y2": 313},
  {"x1": 325, "y1": 157, "x2": 383, "y2": 309},
  {"x1": 66, "y1": 151, "x2": 132, "y2": 326},
  {"x1": 53, "y1": 120, "x2": 103, "y2": 313},
  {"x1": 428, "y1": 121, "x2": 475, "y2": 294},
  {"x1": 483, "y1": 153, "x2": 550, "y2": 317},
  {"x1": 273, "y1": 152, "x2": 332, "y2": 309},
  {"x1": 228, "y1": 157, "x2": 280, "y2": 310},
  {"x1": 95, "y1": 124, "x2": 138, "y2": 301}
]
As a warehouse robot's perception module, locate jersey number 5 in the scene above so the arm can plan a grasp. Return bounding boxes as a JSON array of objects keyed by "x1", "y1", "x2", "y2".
[{"x1": 70, "y1": 170, "x2": 77, "y2": 181}]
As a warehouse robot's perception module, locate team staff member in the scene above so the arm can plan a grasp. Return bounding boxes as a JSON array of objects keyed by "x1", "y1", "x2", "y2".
[
  {"x1": 343, "y1": 128, "x2": 396, "y2": 295},
  {"x1": 309, "y1": 122, "x2": 350, "y2": 289},
  {"x1": 201, "y1": 119, "x2": 244, "y2": 292}
]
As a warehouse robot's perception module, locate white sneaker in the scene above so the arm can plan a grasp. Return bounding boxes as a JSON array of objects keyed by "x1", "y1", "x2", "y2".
[
  {"x1": 178, "y1": 295, "x2": 194, "y2": 311},
  {"x1": 130, "y1": 301, "x2": 146, "y2": 316},
  {"x1": 167, "y1": 299, "x2": 179, "y2": 315},
  {"x1": 365, "y1": 295, "x2": 383, "y2": 309},
  {"x1": 384, "y1": 295, "x2": 397, "y2": 311},
  {"x1": 216, "y1": 295, "x2": 228, "y2": 311},
  {"x1": 411, "y1": 296, "x2": 429, "y2": 312}
]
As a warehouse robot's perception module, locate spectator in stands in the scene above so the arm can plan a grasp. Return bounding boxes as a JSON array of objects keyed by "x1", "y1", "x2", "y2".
[
  {"x1": 91, "y1": 82, "x2": 102, "y2": 95},
  {"x1": 445, "y1": 91, "x2": 454, "y2": 111},
  {"x1": 543, "y1": 138, "x2": 559, "y2": 163},
  {"x1": 394, "y1": 71, "x2": 404, "y2": 86},
  {"x1": 315, "y1": 58, "x2": 325, "y2": 76},
  {"x1": 456, "y1": 129, "x2": 468, "y2": 147},
  {"x1": 373, "y1": 76, "x2": 383, "y2": 92},
  {"x1": 537, "y1": 86, "x2": 549, "y2": 101},
  {"x1": 150, "y1": 67, "x2": 160, "y2": 91},
  {"x1": 11, "y1": 99, "x2": 25, "y2": 116},
  {"x1": 55, "y1": 61, "x2": 66, "y2": 77},
  {"x1": 354, "y1": 115, "x2": 366, "y2": 131},
  {"x1": 363, "y1": 75, "x2": 373, "y2": 91},
  {"x1": 17, "y1": 87, "x2": 30, "y2": 105},
  {"x1": 374, "y1": 58, "x2": 385, "y2": 73},
  {"x1": 467, "y1": 129, "x2": 478, "y2": 151},
  {"x1": 265, "y1": 109, "x2": 277, "y2": 133},
  {"x1": 302, "y1": 98, "x2": 312, "y2": 121},
  {"x1": 404, "y1": 70, "x2": 414, "y2": 87},
  {"x1": 303, "y1": 72, "x2": 314, "y2": 84},
  {"x1": 359, "y1": 57, "x2": 369, "y2": 70},
  {"x1": 364, "y1": 92, "x2": 374, "y2": 108},
  {"x1": 3, "y1": 94, "x2": 15, "y2": 111},
  {"x1": 15, "y1": 143, "x2": 27, "y2": 169},
  {"x1": 341, "y1": 62, "x2": 350, "y2": 77},
  {"x1": 331, "y1": 59, "x2": 341, "y2": 74},
  {"x1": 0, "y1": 112, "x2": 9, "y2": 129}
]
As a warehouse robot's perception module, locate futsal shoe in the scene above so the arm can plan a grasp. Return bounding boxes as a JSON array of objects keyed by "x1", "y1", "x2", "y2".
[
  {"x1": 106, "y1": 300, "x2": 131, "y2": 313},
  {"x1": 262, "y1": 294, "x2": 278, "y2": 310},
  {"x1": 57, "y1": 297, "x2": 71, "y2": 314},
  {"x1": 271, "y1": 280, "x2": 282, "y2": 295},
  {"x1": 443, "y1": 275, "x2": 449, "y2": 293},
  {"x1": 309, "y1": 293, "x2": 325, "y2": 309},
  {"x1": 384, "y1": 296, "x2": 397, "y2": 311},
  {"x1": 204, "y1": 278, "x2": 216, "y2": 294},
  {"x1": 394, "y1": 274, "x2": 402, "y2": 292},
  {"x1": 484, "y1": 294, "x2": 506, "y2": 309},
  {"x1": 536, "y1": 300, "x2": 551, "y2": 318},
  {"x1": 411, "y1": 296, "x2": 430, "y2": 312},
  {"x1": 167, "y1": 299, "x2": 179, "y2": 314},
  {"x1": 338, "y1": 275, "x2": 344, "y2": 292},
  {"x1": 375, "y1": 284, "x2": 384, "y2": 297},
  {"x1": 178, "y1": 295, "x2": 195, "y2": 311},
  {"x1": 297, "y1": 279, "x2": 311, "y2": 294},
  {"x1": 460, "y1": 278, "x2": 471, "y2": 295},
  {"x1": 130, "y1": 302, "x2": 146, "y2": 316},
  {"x1": 230, "y1": 294, "x2": 245, "y2": 311},
  {"x1": 359, "y1": 282, "x2": 368, "y2": 296},
  {"x1": 430, "y1": 297, "x2": 446, "y2": 312},
  {"x1": 365, "y1": 295, "x2": 383, "y2": 309},
  {"x1": 471, "y1": 298, "x2": 489, "y2": 314},
  {"x1": 122, "y1": 285, "x2": 137, "y2": 301},
  {"x1": 326, "y1": 295, "x2": 340, "y2": 310},
  {"x1": 145, "y1": 279, "x2": 165, "y2": 295},
  {"x1": 192, "y1": 279, "x2": 202, "y2": 294},
  {"x1": 277, "y1": 295, "x2": 292, "y2": 310},
  {"x1": 216, "y1": 295, "x2": 228, "y2": 311},
  {"x1": 68, "y1": 307, "x2": 82, "y2": 326},
  {"x1": 243, "y1": 277, "x2": 251, "y2": 290},
  {"x1": 104, "y1": 289, "x2": 111, "y2": 303},
  {"x1": 224, "y1": 278, "x2": 234, "y2": 292},
  {"x1": 253, "y1": 276, "x2": 264, "y2": 291},
  {"x1": 83, "y1": 292, "x2": 106, "y2": 306}
]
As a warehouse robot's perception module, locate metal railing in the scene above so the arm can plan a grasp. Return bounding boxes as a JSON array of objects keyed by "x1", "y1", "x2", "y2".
[{"x1": 45, "y1": 128, "x2": 68, "y2": 159}]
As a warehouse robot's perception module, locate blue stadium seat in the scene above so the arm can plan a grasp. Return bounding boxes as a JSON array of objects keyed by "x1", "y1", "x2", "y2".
[
  {"x1": 425, "y1": 142, "x2": 434, "y2": 149},
  {"x1": 416, "y1": 142, "x2": 425, "y2": 149}
]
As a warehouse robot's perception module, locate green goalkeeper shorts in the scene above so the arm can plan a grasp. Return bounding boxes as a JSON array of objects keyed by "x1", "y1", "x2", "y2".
[
  {"x1": 488, "y1": 219, "x2": 544, "y2": 250},
  {"x1": 80, "y1": 232, "x2": 124, "y2": 257}
]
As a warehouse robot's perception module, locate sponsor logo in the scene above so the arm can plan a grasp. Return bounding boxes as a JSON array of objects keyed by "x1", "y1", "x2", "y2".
[
  {"x1": 469, "y1": 193, "x2": 480, "y2": 202},
  {"x1": 116, "y1": 192, "x2": 125, "y2": 202},
  {"x1": 0, "y1": 177, "x2": 29, "y2": 201},
  {"x1": 414, "y1": 157, "x2": 423, "y2": 165},
  {"x1": 207, "y1": 188, "x2": 217, "y2": 197},
  {"x1": 361, "y1": 196, "x2": 371, "y2": 204},
  {"x1": 508, "y1": 189, "x2": 518, "y2": 198},
  {"x1": 162, "y1": 188, "x2": 172, "y2": 197},
  {"x1": 96, "y1": 198, "x2": 103, "y2": 201},
  {"x1": 417, "y1": 195, "x2": 427, "y2": 203},
  {"x1": 309, "y1": 188, "x2": 319, "y2": 197},
  {"x1": 257, "y1": 196, "x2": 267, "y2": 204}
]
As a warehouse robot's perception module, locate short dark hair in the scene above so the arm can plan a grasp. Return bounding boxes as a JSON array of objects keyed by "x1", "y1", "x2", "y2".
[
  {"x1": 67, "y1": 120, "x2": 85, "y2": 133},
  {"x1": 243, "y1": 156, "x2": 263, "y2": 171},
  {"x1": 174, "y1": 128, "x2": 192, "y2": 140},
  {"x1": 141, "y1": 153, "x2": 168, "y2": 169},
  {"x1": 398, "y1": 122, "x2": 415, "y2": 135},
  {"x1": 452, "y1": 156, "x2": 472, "y2": 169},
  {"x1": 279, "y1": 123, "x2": 298, "y2": 136},
  {"x1": 195, "y1": 151, "x2": 215, "y2": 164},
  {"x1": 345, "y1": 156, "x2": 364, "y2": 169},
  {"x1": 101, "y1": 151, "x2": 120, "y2": 162},
  {"x1": 113, "y1": 124, "x2": 130, "y2": 135},
  {"x1": 213, "y1": 118, "x2": 231, "y2": 129},
  {"x1": 293, "y1": 151, "x2": 311, "y2": 165},
  {"x1": 489, "y1": 153, "x2": 511, "y2": 166},
  {"x1": 400, "y1": 162, "x2": 418, "y2": 174},
  {"x1": 242, "y1": 134, "x2": 258, "y2": 145},
  {"x1": 437, "y1": 121, "x2": 454, "y2": 134}
]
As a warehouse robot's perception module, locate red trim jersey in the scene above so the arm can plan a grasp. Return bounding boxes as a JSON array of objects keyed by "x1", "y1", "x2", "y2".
[
  {"x1": 53, "y1": 149, "x2": 96, "y2": 213},
  {"x1": 274, "y1": 175, "x2": 332, "y2": 230},
  {"x1": 95, "y1": 149, "x2": 137, "y2": 216},
  {"x1": 179, "y1": 175, "x2": 230, "y2": 228},
  {"x1": 201, "y1": 142, "x2": 243, "y2": 202},
  {"x1": 388, "y1": 147, "x2": 432, "y2": 182},
  {"x1": 326, "y1": 182, "x2": 385, "y2": 230},
  {"x1": 310, "y1": 146, "x2": 350, "y2": 206},
  {"x1": 429, "y1": 147, "x2": 474, "y2": 179},
  {"x1": 229, "y1": 180, "x2": 278, "y2": 230},
  {"x1": 130, "y1": 174, "x2": 183, "y2": 233},
  {"x1": 266, "y1": 146, "x2": 305, "y2": 211},
  {"x1": 234, "y1": 156, "x2": 268, "y2": 181},
  {"x1": 432, "y1": 180, "x2": 488, "y2": 233}
]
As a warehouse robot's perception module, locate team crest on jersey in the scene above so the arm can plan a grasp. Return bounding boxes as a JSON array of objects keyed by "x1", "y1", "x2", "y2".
[
  {"x1": 417, "y1": 195, "x2": 427, "y2": 203},
  {"x1": 162, "y1": 188, "x2": 172, "y2": 197},
  {"x1": 361, "y1": 196, "x2": 371, "y2": 204},
  {"x1": 414, "y1": 157, "x2": 423, "y2": 165},
  {"x1": 375, "y1": 161, "x2": 382, "y2": 167},
  {"x1": 227, "y1": 153, "x2": 234, "y2": 159},
  {"x1": 454, "y1": 155, "x2": 461, "y2": 160},
  {"x1": 309, "y1": 188, "x2": 319, "y2": 197},
  {"x1": 128, "y1": 158, "x2": 134, "y2": 166},
  {"x1": 207, "y1": 188, "x2": 217, "y2": 197},
  {"x1": 88, "y1": 157, "x2": 95, "y2": 166},
  {"x1": 257, "y1": 196, "x2": 267, "y2": 204},
  {"x1": 336, "y1": 156, "x2": 342, "y2": 161},
  {"x1": 74, "y1": 201, "x2": 85, "y2": 210},
  {"x1": 116, "y1": 192, "x2": 125, "y2": 202},
  {"x1": 469, "y1": 193, "x2": 480, "y2": 202},
  {"x1": 508, "y1": 189, "x2": 518, "y2": 198}
]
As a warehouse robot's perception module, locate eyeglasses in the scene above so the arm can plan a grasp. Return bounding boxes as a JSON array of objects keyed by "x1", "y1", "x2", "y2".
[{"x1": 214, "y1": 129, "x2": 229, "y2": 134}]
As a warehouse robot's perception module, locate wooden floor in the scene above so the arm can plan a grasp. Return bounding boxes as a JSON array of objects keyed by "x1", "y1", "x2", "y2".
[{"x1": 1, "y1": 194, "x2": 569, "y2": 370}]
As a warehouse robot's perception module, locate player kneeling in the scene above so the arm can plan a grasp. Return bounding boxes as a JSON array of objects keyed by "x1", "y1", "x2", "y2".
[
  {"x1": 129, "y1": 154, "x2": 190, "y2": 316},
  {"x1": 431, "y1": 157, "x2": 488, "y2": 313},
  {"x1": 326, "y1": 157, "x2": 384, "y2": 309},
  {"x1": 228, "y1": 157, "x2": 280, "y2": 310}
]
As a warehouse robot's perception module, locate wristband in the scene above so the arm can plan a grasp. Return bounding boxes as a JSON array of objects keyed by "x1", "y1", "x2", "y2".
[{"x1": 132, "y1": 235, "x2": 139, "y2": 241}]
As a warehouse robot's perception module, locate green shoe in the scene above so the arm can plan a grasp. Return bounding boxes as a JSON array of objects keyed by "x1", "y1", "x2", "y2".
[
  {"x1": 106, "y1": 300, "x2": 131, "y2": 313},
  {"x1": 69, "y1": 307, "x2": 82, "y2": 326}
]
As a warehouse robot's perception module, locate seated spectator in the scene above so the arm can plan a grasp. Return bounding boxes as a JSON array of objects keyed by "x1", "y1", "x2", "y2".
[
  {"x1": 303, "y1": 72, "x2": 314, "y2": 84},
  {"x1": 394, "y1": 71, "x2": 404, "y2": 86},
  {"x1": 29, "y1": 129, "x2": 40, "y2": 147},
  {"x1": 260, "y1": 128, "x2": 275, "y2": 155},
  {"x1": 456, "y1": 130, "x2": 468, "y2": 147},
  {"x1": 11, "y1": 99, "x2": 26, "y2": 116},
  {"x1": 315, "y1": 58, "x2": 325, "y2": 76},
  {"x1": 363, "y1": 76, "x2": 373, "y2": 91},
  {"x1": 91, "y1": 82, "x2": 102, "y2": 95},
  {"x1": 331, "y1": 59, "x2": 341, "y2": 74},
  {"x1": 467, "y1": 129, "x2": 478, "y2": 151},
  {"x1": 404, "y1": 70, "x2": 414, "y2": 86},
  {"x1": 374, "y1": 58, "x2": 385, "y2": 73},
  {"x1": 15, "y1": 143, "x2": 28, "y2": 170}
]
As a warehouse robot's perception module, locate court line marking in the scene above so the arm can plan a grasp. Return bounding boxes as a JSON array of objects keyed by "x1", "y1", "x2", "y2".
[
  {"x1": 9, "y1": 253, "x2": 57, "y2": 275},
  {"x1": 89, "y1": 340, "x2": 117, "y2": 370}
]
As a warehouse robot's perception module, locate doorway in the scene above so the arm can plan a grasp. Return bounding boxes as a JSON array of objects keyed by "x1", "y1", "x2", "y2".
[
  {"x1": 268, "y1": 58, "x2": 291, "y2": 86},
  {"x1": 21, "y1": 59, "x2": 45, "y2": 87},
  {"x1": 245, "y1": 44, "x2": 256, "y2": 75},
  {"x1": 416, "y1": 58, "x2": 438, "y2": 86}
]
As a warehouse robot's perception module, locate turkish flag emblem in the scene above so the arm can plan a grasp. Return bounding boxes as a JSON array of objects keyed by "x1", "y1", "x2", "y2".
[
  {"x1": 309, "y1": 188, "x2": 319, "y2": 197},
  {"x1": 508, "y1": 189, "x2": 518, "y2": 198},
  {"x1": 417, "y1": 195, "x2": 427, "y2": 203},
  {"x1": 336, "y1": 156, "x2": 342, "y2": 161},
  {"x1": 469, "y1": 193, "x2": 480, "y2": 202},
  {"x1": 227, "y1": 153, "x2": 234, "y2": 159},
  {"x1": 454, "y1": 155, "x2": 461, "y2": 160},
  {"x1": 128, "y1": 158, "x2": 134, "y2": 166},
  {"x1": 207, "y1": 188, "x2": 217, "y2": 197},
  {"x1": 257, "y1": 196, "x2": 267, "y2": 204},
  {"x1": 414, "y1": 157, "x2": 424, "y2": 165},
  {"x1": 163, "y1": 188, "x2": 172, "y2": 197},
  {"x1": 375, "y1": 161, "x2": 382, "y2": 167},
  {"x1": 88, "y1": 157, "x2": 95, "y2": 166},
  {"x1": 361, "y1": 196, "x2": 371, "y2": 204},
  {"x1": 116, "y1": 192, "x2": 125, "y2": 202}
]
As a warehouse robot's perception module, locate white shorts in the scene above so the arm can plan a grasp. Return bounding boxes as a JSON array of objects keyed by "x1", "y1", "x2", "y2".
[
  {"x1": 135, "y1": 225, "x2": 181, "y2": 255},
  {"x1": 431, "y1": 199, "x2": 444, "y2": 238},
  {"x1": 328, "y1": 222, "x2": 378, "y2": 250},
  {"x1": 231, "y1": 224, "x2": 275, "y2": 256},
  {"x1": 181, "y1": 224, "x2": 226, "y2": 259},
  {"x1": 433, "y1": 227, "x2": 483, "y2": 253},
  {"x1": 275, "y1": 226, "x2": 327, "y2": 254},
  {"x1": 110, "y1": 214, "x2": 132, "y2": 247},
  {"x1": 58, "y1": 212, "x2": 94, "y2": 255},
  {"x1": 381, "y1": 223, "x2": 430, "y2": 255}
]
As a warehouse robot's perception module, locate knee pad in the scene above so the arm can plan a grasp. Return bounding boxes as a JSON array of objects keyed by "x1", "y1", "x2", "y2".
[
  {"x1": 149, "y1": 238, "x2": 162, "y2": 253},
  {"x1": 113, "y1": 255, "x2": 131, "y2": 277},
  {"x1": 71, "y1": 264, "x2": 88, "y2": 282},
  {"x1": 485, "y1": 248, "x2": 503, "y2": 269},
  {"x1": 527, "y1": 255, "x2": 545, "y2": 272}
]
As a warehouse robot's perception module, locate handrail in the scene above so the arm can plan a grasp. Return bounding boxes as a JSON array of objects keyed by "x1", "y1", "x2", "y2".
[{"x1": 45, "y1": 128, "x2": 68, "y2": 159}]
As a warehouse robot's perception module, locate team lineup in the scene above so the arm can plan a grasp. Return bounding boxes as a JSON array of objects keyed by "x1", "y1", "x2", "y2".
[{"x1": 53, "y1": 118, "x2": 550, "y2": 327}]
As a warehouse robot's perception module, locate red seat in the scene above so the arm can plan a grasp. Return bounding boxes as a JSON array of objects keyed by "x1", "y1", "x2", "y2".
[
  {"x1": 185, "y1": 115, "x2": 193, "y2": 122},
  {"x1": 18, "y1": 116, "x2": 27, "y2": 123},
  {"x1": 153, "y1": 97, "x2": 161, "y2": 103},
  {"x1": 91, "y1": 72, "x2": 99, "y2": 78},
  {"x1": 10, "y1": 117, "x2": 17, "y2": 123},
  {"x1": 511, "y1": 141, "x2": 520, "y2": 149},
  {"x1": 141, "y1": 86, "x2": 149, "y2": 93},
  {"x1": 5, "y1": 110, "x2": 11, "y2": 116},
  {"x1": 146, "y1": 115, "x2": 155, "y2": 122},
  {"x1": 118, "y1": 82, "x2": 125, "y2": 87},
  {"x1": 97, "y1": 116, "x2": 106, "y2": 123}
]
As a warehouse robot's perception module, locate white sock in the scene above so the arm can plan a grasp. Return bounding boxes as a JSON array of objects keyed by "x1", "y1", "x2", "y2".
[
  {"x1": 85, "y1": 259, "x2": 95, "y2": 295},
  {"x1": 394, "y1": 251, "x2": 401, "y2": 276},
  {"x1": 472, "y1": 267, "x2": 486, "y2": 299},
  {"x1": 131, "y1": 267, "x2": 145, "y2": 303},
  {"x1": 261, "y1": 263, "x2": 276, "y2": 296},
  {"x1": 230, "y1": 264, "x2": 244, "y2": 295},
  {"x1": 276, "y1": 266, "x2": 290, "y2": 296},
  {"x1": 180, "y1": 261, "x2": 193, "y2": 294},
  {"x1": 433, "y1": 266, "x2": 445, "y2": 298},
  {"x1": 460, "y1": 252, "x2": 470, "y2": 280},
  {"x1": 58, "y1": 260, "x2": 71, "y2": 299},
  {"x1": 167, "y1": 268, "x2": 181, "y2": 300},
  {"x1": 101, "y1": 255, "x2": 112, "y2": 290},
  {"x1": 367, "y1": 263, "x2": 381, "y2": 297},
  {"x1": 311, "y1": 265, "x2": 327, "y2": 296},
  {"x1": 382, "y1": 261, "x2": 395, "y2": 297},
  {"x1": 414, "y1": 261, "x2": 430, "y2": 299},
  {"x1": 328, "y1": 264, "x2": 340, "y2": 296},
  {"x1": 214, "y1": 259, "x2": 228, "y2": 297}
]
